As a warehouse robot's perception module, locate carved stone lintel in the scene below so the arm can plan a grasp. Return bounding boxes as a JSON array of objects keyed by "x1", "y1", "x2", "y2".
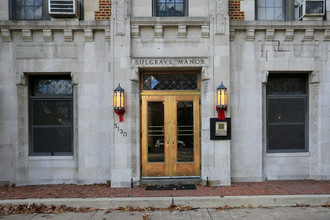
[
  {"x1": 1, "y1": 29, "x2": 11, "y2": 42},
  {"x1": 265, "y1": 29, "x2": 275, "y2": 42},
  {"x1": 85, "y1": 29, "x2": 94, "y2": 42},
  {"x1": 43, "y1": 29, "x2": 53, "y2": 42},
  {"x1": 105, "y1": 29, "x2": 111, "y2": 42},
  {"x1": 154, "y1": 25, "x2": 163, "y2": 38},
  {"x1": 131, "y1": 25, "x2": 140, "y2": 38},
  {"x1": 215, "y1": 0, "x2": 227, "y2": 35},
  {"x1": 16, "y1": 72, "x2": 27, "y2": 85},
  {"x1": 201, "y1": 26, "x2": 210, "y2": 38},
  {"x1": 178, "y1": 25, "x2": 187, "y2": 38},
  {"x1": 22, "y1": 29, "x2": 32, "y2": 42},
  {"x1": 64, "y1": 29, "x2": 73, "y2": 42},
  {"x1": 229, "y1": 29, "x2": 235, "y2": 41},
  {"x1": 285, "y1": 29, "x2": 294, "y2": 41},
  {"x1": 116, "y1": 0, "x2": 126, "y2": 35},
  {"x1": 304, "y1": 29, "x2": 314, "y2": 41},
  {"x1": 246, "y1": 29, "x2": 255, "y2": 41},
  {"x1": 324, "y1": 30, "x2": 330, "y2": 41}
]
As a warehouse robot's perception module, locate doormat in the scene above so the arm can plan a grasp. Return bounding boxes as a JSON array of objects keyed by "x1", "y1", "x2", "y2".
[{"x1": 145, "y1": 184, "x2": 197, "y2": 190}]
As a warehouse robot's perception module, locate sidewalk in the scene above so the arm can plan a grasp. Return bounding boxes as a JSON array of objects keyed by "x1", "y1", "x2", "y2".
[{"x1": 1, "y1": 180, "x2": 329, "y2": 209}]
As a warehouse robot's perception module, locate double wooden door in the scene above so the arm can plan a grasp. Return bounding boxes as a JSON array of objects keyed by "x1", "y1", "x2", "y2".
[{"x1": 141, "y1": 94, "x2": 200, "y2": 177}]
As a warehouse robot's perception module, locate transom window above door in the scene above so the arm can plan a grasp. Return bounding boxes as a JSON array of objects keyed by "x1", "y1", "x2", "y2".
[
  {"x1": 142, "y1": 73, "x2": 198, "y2": 90},
  {"x1": 153, "y1": 0, "x2": 188, "y2": 17}
]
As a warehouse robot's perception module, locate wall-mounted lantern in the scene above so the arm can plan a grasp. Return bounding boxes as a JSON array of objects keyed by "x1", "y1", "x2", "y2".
[
  {"x1": 216, "y1": 82, "x2": 227, "y2": 120},
  {"x1": 114, "y1": 84, "x2": 125, "y2": 122}
]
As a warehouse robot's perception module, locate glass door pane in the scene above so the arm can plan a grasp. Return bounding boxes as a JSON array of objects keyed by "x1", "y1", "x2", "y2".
[
  {"x1": 148, "y1": 102, "x2": 165, "y2": 162},
  {"x1": 177, "y1": 101, "x2": 194, "y2": 162}
]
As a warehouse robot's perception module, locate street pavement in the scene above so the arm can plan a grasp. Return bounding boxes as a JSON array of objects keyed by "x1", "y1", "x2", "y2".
[{"x1": 0, "y1": 206, "x2": 329, "y2": 220}]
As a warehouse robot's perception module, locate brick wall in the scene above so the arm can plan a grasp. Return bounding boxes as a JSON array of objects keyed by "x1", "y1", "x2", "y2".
[
  {"x1": 95, "y1": 0, "x2": 111, "y2": 20},
  {"x1": 229, "y1": 0, "x2": 245, "y2": 20}
]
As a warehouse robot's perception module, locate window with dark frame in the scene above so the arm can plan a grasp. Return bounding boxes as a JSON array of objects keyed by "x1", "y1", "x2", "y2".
[
  {"x1": 10, "y1": 0, "x2": 48, "y2": 20},
  {"x1": 29, "y1": 76, "x2": 73, "y2": 156},
  {"x1": 153, "y1": 0, "x2": 188, "y2": 17},
  {"x1": 256, "y1": 0, "x2": 293, "y2": 21},
  {"x1": 266, "y1": 74, "x2": 308, "y2": 153}
]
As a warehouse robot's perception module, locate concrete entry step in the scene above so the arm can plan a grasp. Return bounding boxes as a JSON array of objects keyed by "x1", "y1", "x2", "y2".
[{"x1": 140, "y1": 177, "x2": 202, "y2": 185}]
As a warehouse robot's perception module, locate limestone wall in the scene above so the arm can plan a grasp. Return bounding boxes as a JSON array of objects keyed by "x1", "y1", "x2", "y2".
[
  {"x1": 230, "y1": 21, "x2": 330, "y2": 181},
  {"x1": 0, "y1": 21, "x2": 112, "y2": 185}
]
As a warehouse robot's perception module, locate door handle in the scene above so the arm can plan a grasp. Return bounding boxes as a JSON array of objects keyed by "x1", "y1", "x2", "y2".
[
  {"x1": 172, "y1": 137, "x2": 175, "y2": 144},
  {"x1": 167, "y1": 136, "x2": 169, "y2": 144}
]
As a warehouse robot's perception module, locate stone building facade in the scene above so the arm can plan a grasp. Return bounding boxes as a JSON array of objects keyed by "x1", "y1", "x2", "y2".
[{"x1": 0, "y1": 0, "x2": 329, "y2": 187}]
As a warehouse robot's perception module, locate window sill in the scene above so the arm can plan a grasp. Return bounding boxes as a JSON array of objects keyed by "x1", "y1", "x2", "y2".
[
  {"x1": 29, "y1": 156, "x2": 74, "y2": 160},
  {"x1": 267, "y1": 152, "x2": 310, "y2": 157}
]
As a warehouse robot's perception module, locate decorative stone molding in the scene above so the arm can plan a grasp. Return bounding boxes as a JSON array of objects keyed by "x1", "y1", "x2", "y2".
[
  {"x1": 304, "y1": 29, "x2": 314, "y2": 42},
  {"x1": 229, "y1": 29, "x2": 235, "y2": 41},
  {"x1": 116, "y1": 0, "x2": 126, "y2": 35},
  {"x1": 131, "y1": 81, "x2": 139, "y2": 178},
  {"x1": 201, "y1": 26, "x2": 210, "y2": 38},
  {"x1": 311, "y1": 71, "x2": 320, "y2": 84},
  {"x1": 43, "y1": 29, "x2": 53, "y2": 42},
  {"x1": 64, "y1": 29, "x2": 73, "y2": 42},
  {"x1": 84, "y1": 29, "x2": 94, "y2": 42},
  {"x1": 246, "y1": 29, "x2": 255, "y2": 41},
  {"x1": 17, "y1": 86, "x2": 28, "y2": 183},
  {"x1": 16, "y1": 72, "x2": 27, "y2": 86},
  {"x1": 265, "y1": 29, "x2": 275, "y2": 42},
  {"x1": 130, "y1": 68, "x2": 139, "y2": 82},
  {"x1": 310, "y1": 84, "x2": 321, "y2": 177},
  {"x1": 261, "y1": 71, "x2": 269, "y2": 84},
  {"x1": 201, "y1": 67, "x2": 210, "y2": 81},
  {"x1": 1, "y1": 29, "x2": 11, "y2": 42},
  {"x1": 71, "y1": 72, "x2": 79, "y2": 85},
  {"x1": 324, "y1": 30, "x2": 330, "y2": 41},
  {"x1": 154, "y1": 25, "x2": 163, "y2": 38},
  {"x1": 284, "y1": 29, "x2": 294, "y2": 41},
  {"x1": 131, "y1": 25, "x2": 139, "y2": 38},
  {"x1": 215, "y1": 0, "x2": 227, "y2": 35},
  {"x1": 22, "y1": 29, "x2": 32, "y2": 42},
  {"x1": 105, "y1": 28, "x2": 111, "y2": 42},
  {"x1": 178, "y1": 25, "x2": 187, "y2": 38}
]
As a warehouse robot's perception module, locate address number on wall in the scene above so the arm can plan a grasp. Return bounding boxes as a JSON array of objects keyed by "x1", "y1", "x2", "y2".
[{"x1": 114, "y1": 123, "x2": 127, "y2": 137}]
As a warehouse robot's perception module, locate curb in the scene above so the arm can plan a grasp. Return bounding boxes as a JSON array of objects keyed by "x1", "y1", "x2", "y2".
[{"x1": 1, "y1": 195, "x2": 329, "y2": 209}]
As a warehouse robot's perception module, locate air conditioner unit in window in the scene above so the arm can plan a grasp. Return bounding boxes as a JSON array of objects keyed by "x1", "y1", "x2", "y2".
[
  {"x1": 298, "y1": 0, "x2": 325, "y2": 20},
  {"x1": 48, "y1": 0, "x2": 80, "y2": 18}
]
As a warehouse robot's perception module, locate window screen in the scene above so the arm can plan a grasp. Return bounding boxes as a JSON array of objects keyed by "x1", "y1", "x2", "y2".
[
  {"x1": 266, "y1": 74, "x2": 308, "y2": 152},
  {"x1": 29, "y1": 76, "x2": 73, "y2": 155}
]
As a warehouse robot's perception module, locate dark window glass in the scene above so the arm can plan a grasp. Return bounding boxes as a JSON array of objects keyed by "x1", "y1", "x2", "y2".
[
  {"x1": 29, "y1": 76, "x2": 73, "y2": 156},
  {"x1": 153, "y1": 0, "x2": 188, "y2": 17},
  {"x1": 256, "y1": 0, "x2": 294, "y2": 21},
  {"x1": 143, "y1": 74, "x2": 198, "y2": 90},
  {"x1": 11, "y1": 0, "x2": 46, "y2": 20},
  {"x1": 266, "y1": 75, "x2": 308, "y2": 153}
]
